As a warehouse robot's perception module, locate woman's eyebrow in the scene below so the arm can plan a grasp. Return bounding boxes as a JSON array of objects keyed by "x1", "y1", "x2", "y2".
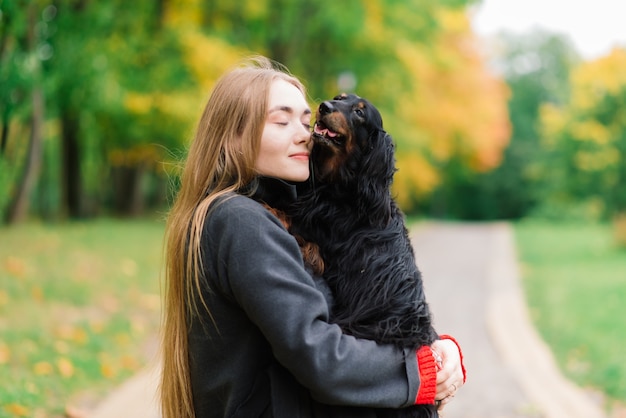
[{"x1": 269, "y1": 105, "x2": 312, "y2": 116}]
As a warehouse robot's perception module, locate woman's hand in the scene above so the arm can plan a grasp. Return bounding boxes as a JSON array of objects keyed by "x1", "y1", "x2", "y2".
[{"x1": 431, "y1": 338, "x2": 465, "y2": 412}]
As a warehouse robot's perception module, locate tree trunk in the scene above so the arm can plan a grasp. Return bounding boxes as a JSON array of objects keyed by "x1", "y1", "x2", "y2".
[
  {"x1": 60, "y1": 109, "x2": 83, "y2": 218},
  {"x1": 4, "y1": 88, "x2": 44, "y2": 224},
  {"x1": 112, "y1": 164, "x2": 145, "y2": 217},
  {"x1": 0, "y1": 106, "x2": 9, "y2": 155},
  {"x1": 3, "y1": 5, "x2": 44, "y2": 224},
  {"x1": 0, "y1": 17, "x2": 9, "y2": 155}
]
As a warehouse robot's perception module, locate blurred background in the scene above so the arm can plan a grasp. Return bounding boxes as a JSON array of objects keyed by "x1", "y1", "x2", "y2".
[
  {"x1": 1, "y1": 0, "x2": 625, "y2": 417},
  {"x1": 2, "y1": 0, "x2": 626, "y2": 223}
]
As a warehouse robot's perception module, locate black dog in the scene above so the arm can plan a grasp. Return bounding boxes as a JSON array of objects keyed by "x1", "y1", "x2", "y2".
[{"x1": 290, "y1": 93, "x2": 439, "y2": 418}]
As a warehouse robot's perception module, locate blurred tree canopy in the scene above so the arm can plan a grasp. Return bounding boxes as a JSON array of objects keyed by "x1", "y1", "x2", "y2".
[
  {"x1": 439, "y1": 29, "x2": 580, "y2": 220},
  {"x1": 472, "y1": 26, "x2": 626, "y2": 229},
  {"x1": 1, "y1": 0, "x2": 513, "y2": 223},
  {"x1": 2, "y1": 0, "x2": 196, "y2": 221},
  {"x1": 539, "y1": 47, "x2": 626, "y2": 220}
]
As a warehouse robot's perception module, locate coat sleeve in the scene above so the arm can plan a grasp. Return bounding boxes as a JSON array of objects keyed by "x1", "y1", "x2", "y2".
[{"x1": 205, "y1": 196, "x2": 421, "y2": 408}]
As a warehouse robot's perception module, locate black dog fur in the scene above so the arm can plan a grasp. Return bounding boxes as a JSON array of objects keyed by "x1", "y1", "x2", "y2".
[{"x1": 289, "y1": 93, "x2": 439, "y2": 418}]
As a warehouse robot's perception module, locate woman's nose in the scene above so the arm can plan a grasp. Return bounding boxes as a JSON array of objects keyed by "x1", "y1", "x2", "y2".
[{"x1": 297, "y1": 124, "x2": 312, "y2": 144}]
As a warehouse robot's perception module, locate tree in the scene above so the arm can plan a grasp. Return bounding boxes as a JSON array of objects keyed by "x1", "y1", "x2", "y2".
[
  {"x1": 0, "y1": 0, "x2": 50, "y2": 223},
  {"x1": 163, "y1": 0, "x2": 506, "y2": 216},
  {"x1": 1, "y1": 0, "x2": 506, "y2": 221},
  {"x1": 43, "y1": 0, "x2": 195, "y2": 217},
  {"x1": 464, "y1": 29, "x2": 579, "y2": 220},
  {"x1": 539, "y1": 47, "x2": 626, "y2": 221},
  {"x1": 389, "y1": 7, "x2": 511, "y2": 215}
]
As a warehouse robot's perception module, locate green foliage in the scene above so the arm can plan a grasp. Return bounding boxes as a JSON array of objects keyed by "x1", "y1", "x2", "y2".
[
  {"x1": 537, "y1": 49, "x2": 626, "y2": 220},
  {"x1": 453, "y1": 29, "x2": 580, "y2": 220},
  {"x1": 198, "y1": 0, "x2": 414, "y2": 100},
  {"x1": 515, "y1": 220, "x2": 626, "y2": 403},
  {"x1": 2, "y1": 0, "x2": 509, "y2": 221},
  {"x1": 0, "y1": 220, "x2": 164, "y2": 416},
  {"x1": 0, "y1": 1, "x2": 198, "y2": 219},
  {"x1": 0, "y1": 0, "x2": 49, "y2": 221}
]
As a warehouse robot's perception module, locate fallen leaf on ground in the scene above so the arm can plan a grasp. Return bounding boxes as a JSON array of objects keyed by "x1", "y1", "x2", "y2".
[
  {"x1": 33, "y1": 361, "x2": 53, "y2": 375},
  {"x1": 0, "y1": 342, "x2": 10, "y2": 364},
  {"x1": 57, "y1": 357, "x2": 75, "y2": 378},
  {"x1": 4, "y1": 403, "x2": 30, "y2": 417}
]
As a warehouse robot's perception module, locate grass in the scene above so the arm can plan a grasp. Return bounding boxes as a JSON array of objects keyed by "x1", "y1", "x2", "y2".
[
  {"x1": 2, "y1": 217, "x2": 625, "y2": 415},
  {"x1": 513, "y1": 220, "x2": 626, "y2": 404},
  {"x1": 0, "y1": 219, "x2": 165, "y2": 418}
]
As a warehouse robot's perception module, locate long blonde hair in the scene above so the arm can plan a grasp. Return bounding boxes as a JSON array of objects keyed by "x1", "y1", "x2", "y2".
[{"x1": 160, "y1": 56, "x2": 305, "y2": 418}]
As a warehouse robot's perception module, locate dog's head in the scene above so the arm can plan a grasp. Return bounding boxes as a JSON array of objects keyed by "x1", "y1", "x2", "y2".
[{"x1": 311, "y1": 93, "x2": 395, "y2": 185}]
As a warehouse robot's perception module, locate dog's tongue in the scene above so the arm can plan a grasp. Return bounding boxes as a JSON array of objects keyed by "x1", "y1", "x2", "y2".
[{"x1": 314, "y1": 123, "x2": 339, "y2": 137}]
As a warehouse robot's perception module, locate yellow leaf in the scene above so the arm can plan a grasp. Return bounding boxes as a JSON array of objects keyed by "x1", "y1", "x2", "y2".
[
  {"x1": 100, "y1": 362, "x2": 116, "y2": 378},
  {"x1": 115, "y1": 332, "x2": 131, "y2": 346},
  {"x1": 57, "y1": 357, "x2": 75, "y2": 378},
  {"x1": 25, "y1": 382, "x2": 37, "y2": 394},
  {"x1": 54, "y1": 340, "x2": 70, "y2": 354},
  {"x1": 0, "y1": 342, "x2": 10, "y2": 364},
  {"x1": 570, "y1": 120, "x2": 611, "y2": 144},
  {"x1": 163, "y1": 0, "x2": 203, "y2": 27},
  {"x1": 55, "y1": 324, "x2": 89, "y2": 344},
  {"x1": 4, "y1": 256, "x2": 27, "y2": 278},
  {"x1": 89, "y1": 320, "x2": 105, "y2": 334},
  {"x1": 121, "y1": 355, "x2": 140, "y2": 371},
  {"x1": 72, "y1": 327, "x2": 89, "y2": 345},
  {"x1": 139, "y1": 293, "x2": 160, "y2": 311},
  {"x1": 55, "y1": 324, "x2": 73, "y2": 339},
  {"x1": 539, "y1": 103, "x2": 567, "y2": 148},
  {"x1": 31, "y1": 285, "x2": 44, "y2": 302},
  {"x1": 33, "y1": 361, "x2": 53, "y2": 375},
  {"x1": 124, "y1": 93, "x2": 153, "y2": 115},
  {"x1": 179, "y1": 30, "x2": 245, "y2": 92},
  {"x1": 4, "y1": 403, "x2": 30, "y2": 417}
]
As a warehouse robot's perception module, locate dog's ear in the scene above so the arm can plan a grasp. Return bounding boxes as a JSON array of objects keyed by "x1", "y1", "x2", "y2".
[
  {"x1": 356, "y1": 130, "x2": 396, "y2": 225},
  {"x1": 361, "y1": 130, "x2": 396, "y2": 181}
]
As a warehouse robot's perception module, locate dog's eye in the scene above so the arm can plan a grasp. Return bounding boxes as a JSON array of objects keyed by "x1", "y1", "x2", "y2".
[{"x1": 355, "y1": 108, "x2": 365, "y2": 118}]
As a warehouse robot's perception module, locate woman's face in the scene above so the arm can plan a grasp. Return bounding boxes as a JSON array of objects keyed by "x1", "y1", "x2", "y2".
[{"x1": 256, "y1": 79, "x2": 312, "y2": 182}]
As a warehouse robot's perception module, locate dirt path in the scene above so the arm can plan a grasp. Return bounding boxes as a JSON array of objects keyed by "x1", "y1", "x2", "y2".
[
  {"x1": 412, "y1": 222, "x2": 605, "y2": 418},
  {"x1": 88, "y1": 222, "x2": 606, "y2": 418}
]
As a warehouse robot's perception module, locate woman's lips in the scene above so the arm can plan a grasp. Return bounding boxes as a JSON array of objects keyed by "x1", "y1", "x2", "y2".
[{"x1": 290, "y1": 152, "x2": 310, "y2": 161}]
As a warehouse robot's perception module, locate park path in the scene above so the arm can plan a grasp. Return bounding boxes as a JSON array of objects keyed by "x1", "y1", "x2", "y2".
[
  {"x1": 88, "y1": 222, "x2": 606, "y2": 418},
  {"x1": 413, "y1": 222, "x2": 604, "y2": 418}
]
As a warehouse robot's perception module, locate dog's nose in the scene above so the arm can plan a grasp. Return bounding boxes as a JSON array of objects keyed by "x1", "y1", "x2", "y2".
[{"x1": 319, "y1": 101, "x2": 335, "y2": 115}]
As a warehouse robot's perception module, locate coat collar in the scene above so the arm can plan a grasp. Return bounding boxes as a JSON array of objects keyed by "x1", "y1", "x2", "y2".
[{"x1": 245, "y1": 176, "x2": 298, "y2": 211}]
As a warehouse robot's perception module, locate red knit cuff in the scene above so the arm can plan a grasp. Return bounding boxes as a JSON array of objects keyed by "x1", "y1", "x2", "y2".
[
  {"x1": 414, "y1": 346, "x2": 438, "y2": 404},
  {"x1": 440, "y1": 334, "x2": 467, "y2": 383}
]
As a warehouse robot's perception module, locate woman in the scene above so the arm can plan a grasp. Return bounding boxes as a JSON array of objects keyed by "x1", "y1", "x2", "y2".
[{"x1": 160, "y1": 56, "x2": 465, "y2": 418}]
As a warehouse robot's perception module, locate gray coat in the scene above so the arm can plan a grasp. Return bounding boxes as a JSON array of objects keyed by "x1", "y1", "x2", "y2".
[{"x1": 188, "y1": 178, "x2": 421, "y2": 417}]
